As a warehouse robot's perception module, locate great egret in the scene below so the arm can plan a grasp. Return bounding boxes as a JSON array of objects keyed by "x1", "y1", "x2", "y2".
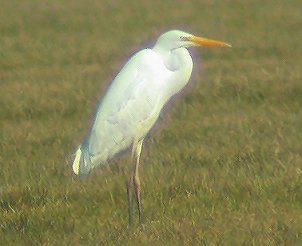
[{"x1": 72, "y1": 30, "x2": 231, "y2": 224}]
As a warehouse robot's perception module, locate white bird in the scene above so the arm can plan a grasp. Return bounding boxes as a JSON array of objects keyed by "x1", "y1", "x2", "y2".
[{"x1": 72, "y1": 30, "x2": 231, "y2": 224}]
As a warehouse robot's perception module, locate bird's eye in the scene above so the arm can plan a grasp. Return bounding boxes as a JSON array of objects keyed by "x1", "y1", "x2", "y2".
[{"x1": 180, "y1": 36, "x2": 189, "y2": 41}]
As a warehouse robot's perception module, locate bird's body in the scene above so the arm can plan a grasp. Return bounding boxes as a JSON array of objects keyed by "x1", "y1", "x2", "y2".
[
  {"x1": 72, "y1": 30, "x2": 231, "y2": 224},
  {"x1": 73, "y1": 34, "x2": 193, "y2": 175}
]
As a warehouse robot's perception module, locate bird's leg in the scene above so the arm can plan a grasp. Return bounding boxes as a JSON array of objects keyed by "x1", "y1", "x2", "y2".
[
  {"x1": 126, "y1": 173, "x2": 134, "y2": 226},
  {"x1": 133, "y1": 139, "x2": 143, "y2": 224}
]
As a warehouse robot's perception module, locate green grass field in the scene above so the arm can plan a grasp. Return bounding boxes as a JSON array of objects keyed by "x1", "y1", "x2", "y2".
[{"x1": 1, "y1": 0, "x2": 301, "y2": 244}]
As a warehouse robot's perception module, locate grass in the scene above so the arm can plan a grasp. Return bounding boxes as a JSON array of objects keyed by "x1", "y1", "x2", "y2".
[{"x1": 0, "y1": 0, "x2": 301, "y2": 244}]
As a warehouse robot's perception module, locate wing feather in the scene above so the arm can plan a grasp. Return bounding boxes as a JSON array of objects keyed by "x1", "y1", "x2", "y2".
[{"x1": 85, "y1": 49, "x2": 170, "y2": 166}]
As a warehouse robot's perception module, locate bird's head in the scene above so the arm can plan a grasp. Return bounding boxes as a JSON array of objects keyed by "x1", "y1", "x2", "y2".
[{"x1": 154, "y1": 30, "x2": 231, "y2": 51}]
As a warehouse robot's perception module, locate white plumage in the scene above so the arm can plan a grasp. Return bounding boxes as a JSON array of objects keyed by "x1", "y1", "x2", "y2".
[{"x1": 72, "y1": 30, "x2": 231, "y2": 224}]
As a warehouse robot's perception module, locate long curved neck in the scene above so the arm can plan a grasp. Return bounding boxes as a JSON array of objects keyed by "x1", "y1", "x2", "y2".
[
  {"x1": 153, "y1": 47, "x2": 194, "y2": 103},
  {"x1": 153, "y1": 46, "x2": 193, "y2": 73}
]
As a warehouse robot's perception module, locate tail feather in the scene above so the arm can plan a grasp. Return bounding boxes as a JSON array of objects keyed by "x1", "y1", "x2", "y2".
[
  {"x1": 72, "y1": 143, "x2": 114, "y2": 175},
  {"x1": 72, "y1": 147, "x2": 82, "y2": 175}
]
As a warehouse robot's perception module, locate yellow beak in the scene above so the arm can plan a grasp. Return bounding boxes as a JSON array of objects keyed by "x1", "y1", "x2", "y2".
[{"x1": 190, "y1": 36, "x2": 232, "y2": 48}]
